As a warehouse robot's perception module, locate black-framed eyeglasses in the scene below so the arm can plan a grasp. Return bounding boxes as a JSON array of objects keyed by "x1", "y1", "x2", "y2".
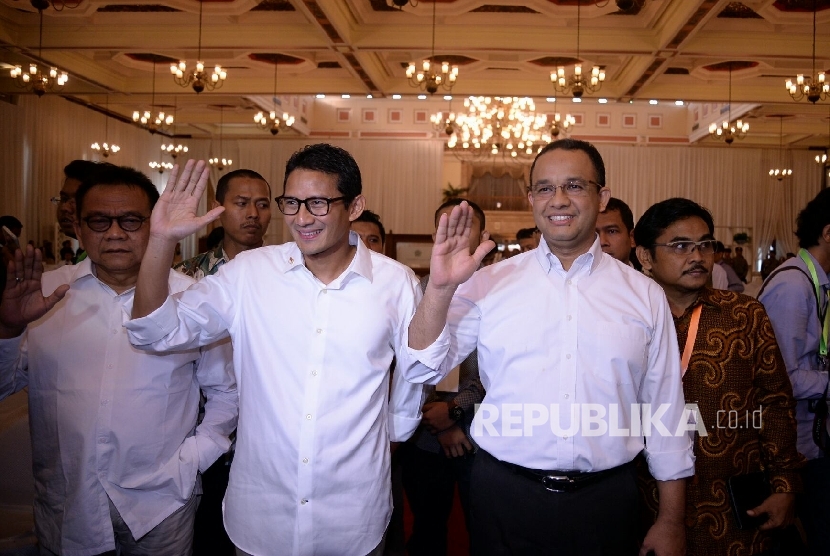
[
  {"x1": 50, "y1": 194, "x2": 75, "y2": 206},
  {"x1": 275, "y1": 196, "x2": 346, "y2": 216},
  {"x1": 528, "y1": 179, "x2": 602, "y2": 199},
  {"x1": 81, "y1": 215, "x2": 149, "y2": 232},
  {"x1": 653, "y1": 240, "x2": 717, "y2": 256}
]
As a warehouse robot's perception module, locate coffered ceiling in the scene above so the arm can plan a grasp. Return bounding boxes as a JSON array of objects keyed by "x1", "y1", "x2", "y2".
[{"x1": 1, "y1": 0, "x2": 829, "y2": 149}]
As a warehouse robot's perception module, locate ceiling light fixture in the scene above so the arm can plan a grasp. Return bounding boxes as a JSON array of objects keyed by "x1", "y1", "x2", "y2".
[
  {"x1": 550, "y1": 1, "x2": 605, "y2": 99},
  {"x1": 708, "y1": 63, "x2": 748, "y2": 145},
  {"x1": 171, "y1": 0, "x2": 227, "y2": 93},
  {"x1": 10, "y1": 7, "x2": 68, "y2": 97},
  {"x1": 161, "y1": 97, "x2": 188, "y2": 159},
  {"x1": 785, "y1": 0, "x2": 828, "y2": 104},
  {"x1": 91, "y1": 96, "x2": 120, "y2": 158},
  {"x1": 406, "y1": 0, "x2": 459, "y2": 95},
  {"x1": 769, "y1": 116, "x2": 793, "y2": 180},
  {"x1": 254, "y1": 61, "x2": 295, "y2": 136},
  {"x1": 134, "y1": 61, "x2": 173, "y2": 134},
  {"x1": 548, "y1": 92, "x2": 575, "y2": 138},
  {"x1": 816, "y1": 105, "x2": 829, "y2": 165},
  {"x1": 209, "y1": 106, "x2": 232, "y2": 171}
]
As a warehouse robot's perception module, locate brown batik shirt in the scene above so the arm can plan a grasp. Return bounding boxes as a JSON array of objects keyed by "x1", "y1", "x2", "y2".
[{"x1": 641, "y1": 287, "x2": 804, "y2": 556}]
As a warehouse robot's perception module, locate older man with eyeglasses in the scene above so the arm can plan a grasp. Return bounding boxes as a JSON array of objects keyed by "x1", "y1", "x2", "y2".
[
  {"x1": 0, "y1": 164, "x2": 237, "y2": 556},
  {"x1": 634, "y1": 197, "x2": 803, "y2": 556},
  {"x1": 125, "y1": 144, "x2": 425, "y2": 556},
  {"x1": 403, "y1": 138, "x2": 694, "y2": 556}
]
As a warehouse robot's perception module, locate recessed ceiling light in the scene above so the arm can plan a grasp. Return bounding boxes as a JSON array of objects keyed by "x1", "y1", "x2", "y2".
[
  {"x1": 572, "y1": 98, "x2": 582, "y2": 103},
  {"x1": 418, "y1": 94, "x2": 427, "y2": 100},
  {"x1": 341, "y1": 94, "x2": 350, "y2": 99},
  {"x1": 444, "y1": 95, "x2": 453, "y2": 100},
  {"x1": 392, "y1": 94, "x2": 402, "y2": 100},
  {"x1": 316, "y1": 94, "x2": 325, "y2": 99},
  {"x1": 366, "y1": 94, "x2": 373, "y2": 99},
  {"x1": 546, "y1": 97, "x2": 556, "y2": 103},
  {"x1": 598, "y1": 98, "x2": 608, "y2": 104},
  {"x1": 649, "y1": 99, "x2": 658, "y2": 105},
  {"x1": 675, "y1": 100, "x2": 684, "y2": 106}
]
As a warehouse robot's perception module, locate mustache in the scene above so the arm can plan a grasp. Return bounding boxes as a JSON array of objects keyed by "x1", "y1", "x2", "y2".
[{"x1": 683, "y1": 264, "x2": 708, "y2": 275}]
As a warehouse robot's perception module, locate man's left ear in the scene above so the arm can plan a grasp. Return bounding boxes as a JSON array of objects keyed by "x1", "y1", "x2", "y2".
[
  {"x1": 598, "y1": 187, "x2": 611, "y2": 212},
  {"x1": 348, "y1": 195, "x2": 366, "y2": 222},
  {"x1": 822, "y1": 224, "x2": 830, "y2": 243},
  {"x1": 628, "y1": 230, "x2": 636, "y2": 249},
  {"x1": 635, "y1": 245, "x2": 652, "y2": 273},
  {"x1": 73, "y1": 223, "x2": 84, "y2": 250}
]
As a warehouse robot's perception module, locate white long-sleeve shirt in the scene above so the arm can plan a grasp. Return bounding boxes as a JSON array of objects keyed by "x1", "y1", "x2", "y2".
[
  {"x1": 402, "y1": 238, "x2": 695, "y2": 481},
  {"x1": 0, "y1": 260, "x2": 237, "y2": 556},
  {"x1": 126, "y1": 232, "x2": 425, "y2": 556}
]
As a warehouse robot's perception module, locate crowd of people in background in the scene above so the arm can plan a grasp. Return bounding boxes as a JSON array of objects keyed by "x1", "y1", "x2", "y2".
[{"x1": 1, "y1": 140, "x2": 829, "y2": 556}]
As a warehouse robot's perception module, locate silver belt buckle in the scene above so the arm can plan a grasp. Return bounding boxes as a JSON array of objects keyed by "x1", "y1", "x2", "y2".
[{"x1": 542, "y1": 474, "x2": 575, "y2": 492}]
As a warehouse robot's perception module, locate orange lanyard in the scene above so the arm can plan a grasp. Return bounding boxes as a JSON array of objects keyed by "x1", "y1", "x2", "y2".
[{"x1": 681, "y1": 305, "x2": 702, "y2": 377}]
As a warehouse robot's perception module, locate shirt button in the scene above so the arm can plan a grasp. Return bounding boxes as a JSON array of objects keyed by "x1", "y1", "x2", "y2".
[
  {"x1": 306, "y1": 414, "x2": 312, "y2": 420},
  {"x1": 312, "y1": 370, "x2": 318, "y2": 376},
  {"x1": 566, "y1": 279, "x2": 572, "y2": 286},
  {"x1": 566, "y1": 354, "x2": 571, "y2": 359},
  {"x1": 564, "y1": 394, "x2": 569, "y2": 399},
  {"x1": 322, "y1": 290, "x2": 327, "y2": 295},
  {"x1": 101, "y1": 400, "x2": 108, "y2": 406},
  {"x1": 567, "y1": 315, "x2": 572, "y2": 321},
  {"x1": 98, "y1": 437, "x2": 107, "y2": 444},
  {"x1": 563, "y1": 435, "x2": 569, "y2": 440},
  {"x1": 316, "y1": 328, "x2": 322, "y2": 334},
  {"x1": 111, "y1": 329, "x2": 118, "y2": 335},
  {"x1": 300, "y1": 499, "x2": 308, "y2": 505},
  {"x1": 302, "y1": 458, "x2": 309, "y2": 464}
]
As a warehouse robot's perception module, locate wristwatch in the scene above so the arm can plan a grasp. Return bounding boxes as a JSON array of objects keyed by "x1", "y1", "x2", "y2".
[{"x1": 448, "y1": 401, "x2": 465, "y2": 422}]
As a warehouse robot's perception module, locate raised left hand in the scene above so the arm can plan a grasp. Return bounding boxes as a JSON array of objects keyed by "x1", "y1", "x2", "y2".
[{"x1": 150, "y1": 160, "x2": 224, "y2": 243}]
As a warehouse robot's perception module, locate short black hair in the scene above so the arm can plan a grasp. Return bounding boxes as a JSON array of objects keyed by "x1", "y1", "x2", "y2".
[
  {"x1": 283, "y1": 144, "x2": 362, "y2": 205},
  {"x1": 530, "y1": 138, "x2": 606, "y2": 187},
  {"x1": 602, "y1": 198, "x2": 635, "y2": 233},
  {"x1": 75, "y1": 165, "x2": 160, "y2": 217},
  {"x1": 353, "y1": 209, "x2": 386, "y2": 246},
  {"x1": 63, "y1": 160, "x2": 101, "y2": 182},
  {"x1": 216, "y1": 169, "x2": 270, "y2": 204},
  {"x1": 516, "y1": 227, "x2": 536, "y2": 241},
  {"x1": 633, "y1": 198, "x2": 715, "y2": 252},
  {"x1": 796, "y1": 188, "x2": 830, "y2": 249},
  {"x1": 434, "y1": 198, "x2": 486, "y2": 231}
]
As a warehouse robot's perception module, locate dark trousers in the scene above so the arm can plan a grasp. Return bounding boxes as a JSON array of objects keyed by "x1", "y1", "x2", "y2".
[
  {"x1": 399, "y1": 442, "x2": 475, "y2": 556},
  {"x1": 469, "y1": 450, "x2": 639, "y2": 556},
  {"x1": 797, "y1": 456, "x2": 830, "y2": 556},
  {"x1": 193, "y1": 456, "x2": 234, "y2": 556}
]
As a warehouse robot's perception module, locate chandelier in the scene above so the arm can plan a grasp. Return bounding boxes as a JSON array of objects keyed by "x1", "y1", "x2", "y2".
[
  {"x1": 149, "y1": 161, "x2": 174, "y2": 174},
  {"x1": 550, "y1": 1, "x2": 605, "y2": 99},
  {"x1": 10, "y1": 8, "x2": 68, "y2": 97},
  {"x1": 769, "y1": 116, "x2": 793, "y2": 181},
  {"x1": 171, "y1": 0, "x2": 227, "y2": 93},
  {"x1": 709, "y1": 63, "x2": 748, "y2": 144},
  {"x1": 28, "y1": 0, "x2": 80, "y2": 11},
  {"x1": 161, "y1": 97, "x2": 189, "y2": 158},
  {"x1": 785, "y1": 0, "x2": 828, "y2": 104},
  {"x1": 444, "y1": 97, "x2": 551, "y2": 162},
  {"x1": 547, "y1": 94, "x2": 575, "y2": 138},
  {"x1": 209, "y1": 106, "x2": 233, "y2": 171},
  {"x1": 134, "y1": 61, "x2": 174, "y2": 134},
  {"x1": 91, "y1": 96, "x2": 120, "y2": 158},
  {"x1": 430, "y1": 96, "x2": 460, "y2": 136},
  {"x1": 254, "y1": 62, "x2": 295, "y2": 135},
  {"x1": 406, "y1": 0, "x2": 459, "y2": 95}
]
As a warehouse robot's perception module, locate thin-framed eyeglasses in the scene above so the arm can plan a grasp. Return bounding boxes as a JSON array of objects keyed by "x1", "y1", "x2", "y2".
[
  {"x1": 50, "y1": 194, "x2": 75, "y2": 206},
  {"x1": 81, "y1": 215, "x2": 149, "y2": 232},
  {"x1": 652, "y1": 240, "x2": 717, "y2": 256},
  {"x1": 275, "y1": 196, "x2": 346, "y2": 216},
  {"x1": 529, "y1": 179, "x2": 602, "y2": 199}
]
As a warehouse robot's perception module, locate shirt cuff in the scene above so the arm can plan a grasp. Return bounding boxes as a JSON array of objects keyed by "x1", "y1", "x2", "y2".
[
  {"x1": 389, "y1": 412, "x2": 422, "y2": 443},
  {"x1": 402, "y1": 323, "x2": 452, "y2": 384},
  {"x1": 124, "y1": 296, "x2": 179, "y2": 345},
  {"x1": 0, "y1": 333, "x2": 24, "y2": 354},
  {"x1": 644, "y1": 447, "x2": 696, "y2": 482}
]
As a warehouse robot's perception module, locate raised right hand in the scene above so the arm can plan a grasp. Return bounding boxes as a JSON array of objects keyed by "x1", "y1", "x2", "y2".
[
  {"x1": 0, "y1": 245, "x2": 69, "y2": 335},
  {"x1": 429, "y1": 201, "x2": 494, "y2": 289},
  {"x1": 150, "y1": 160, "x2": 226, "y2": 243}
]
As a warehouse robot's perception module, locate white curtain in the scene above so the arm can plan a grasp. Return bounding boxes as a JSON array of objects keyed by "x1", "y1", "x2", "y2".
[{"x1": 1, "y1": 95, "x2": 823, "y2": 269}]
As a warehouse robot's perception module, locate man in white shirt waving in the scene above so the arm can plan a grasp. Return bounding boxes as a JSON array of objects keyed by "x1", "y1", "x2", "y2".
[
  {"x1": 126, "y1": 145, "x2": 425, "y2": 556},
  {"x1": 0, "y1": 164, "x2": 237, "y2": 556},
  {"x1": 404, "y1": 138, "x2": 694, "y2": 556}
]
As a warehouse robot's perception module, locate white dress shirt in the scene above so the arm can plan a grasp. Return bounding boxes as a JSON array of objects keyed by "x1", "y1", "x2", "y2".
[
  {"x1": 0, "y1": 259, "x2": 237, "y2": 556},
  {"x1": 126, "y1": 232, "x2": 425, "y2": 556},
  {"x1": 402, "y1": 238, "x2": 694, "y2": 481}
]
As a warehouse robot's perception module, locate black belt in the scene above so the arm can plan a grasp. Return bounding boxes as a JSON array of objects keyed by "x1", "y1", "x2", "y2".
[{"x1": 496, "y1": 455, "x2": 632, "y2": 493}]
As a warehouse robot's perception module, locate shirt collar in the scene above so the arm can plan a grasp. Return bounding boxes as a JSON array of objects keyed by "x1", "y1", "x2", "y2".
[
  {"x1": 535, "y1": 234, "x2": 603, "y2": 275},
  {"x1": 209, "y1": 241, "x2": 230, "y2": 273},
  {"x1": 282, "y1": 230, "x2": 372, "y2": 283}
]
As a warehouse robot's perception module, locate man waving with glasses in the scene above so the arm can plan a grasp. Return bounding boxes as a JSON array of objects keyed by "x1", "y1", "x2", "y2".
[
  {"x1": 126, "y1": 144, "x2": 425, "y2": 556},
  {"x1": 0, "y1": 164, "x2": 237, "y2": 556},
  {"x1": 403, "y1": 138, "x2": 694, "y2": 556}
]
